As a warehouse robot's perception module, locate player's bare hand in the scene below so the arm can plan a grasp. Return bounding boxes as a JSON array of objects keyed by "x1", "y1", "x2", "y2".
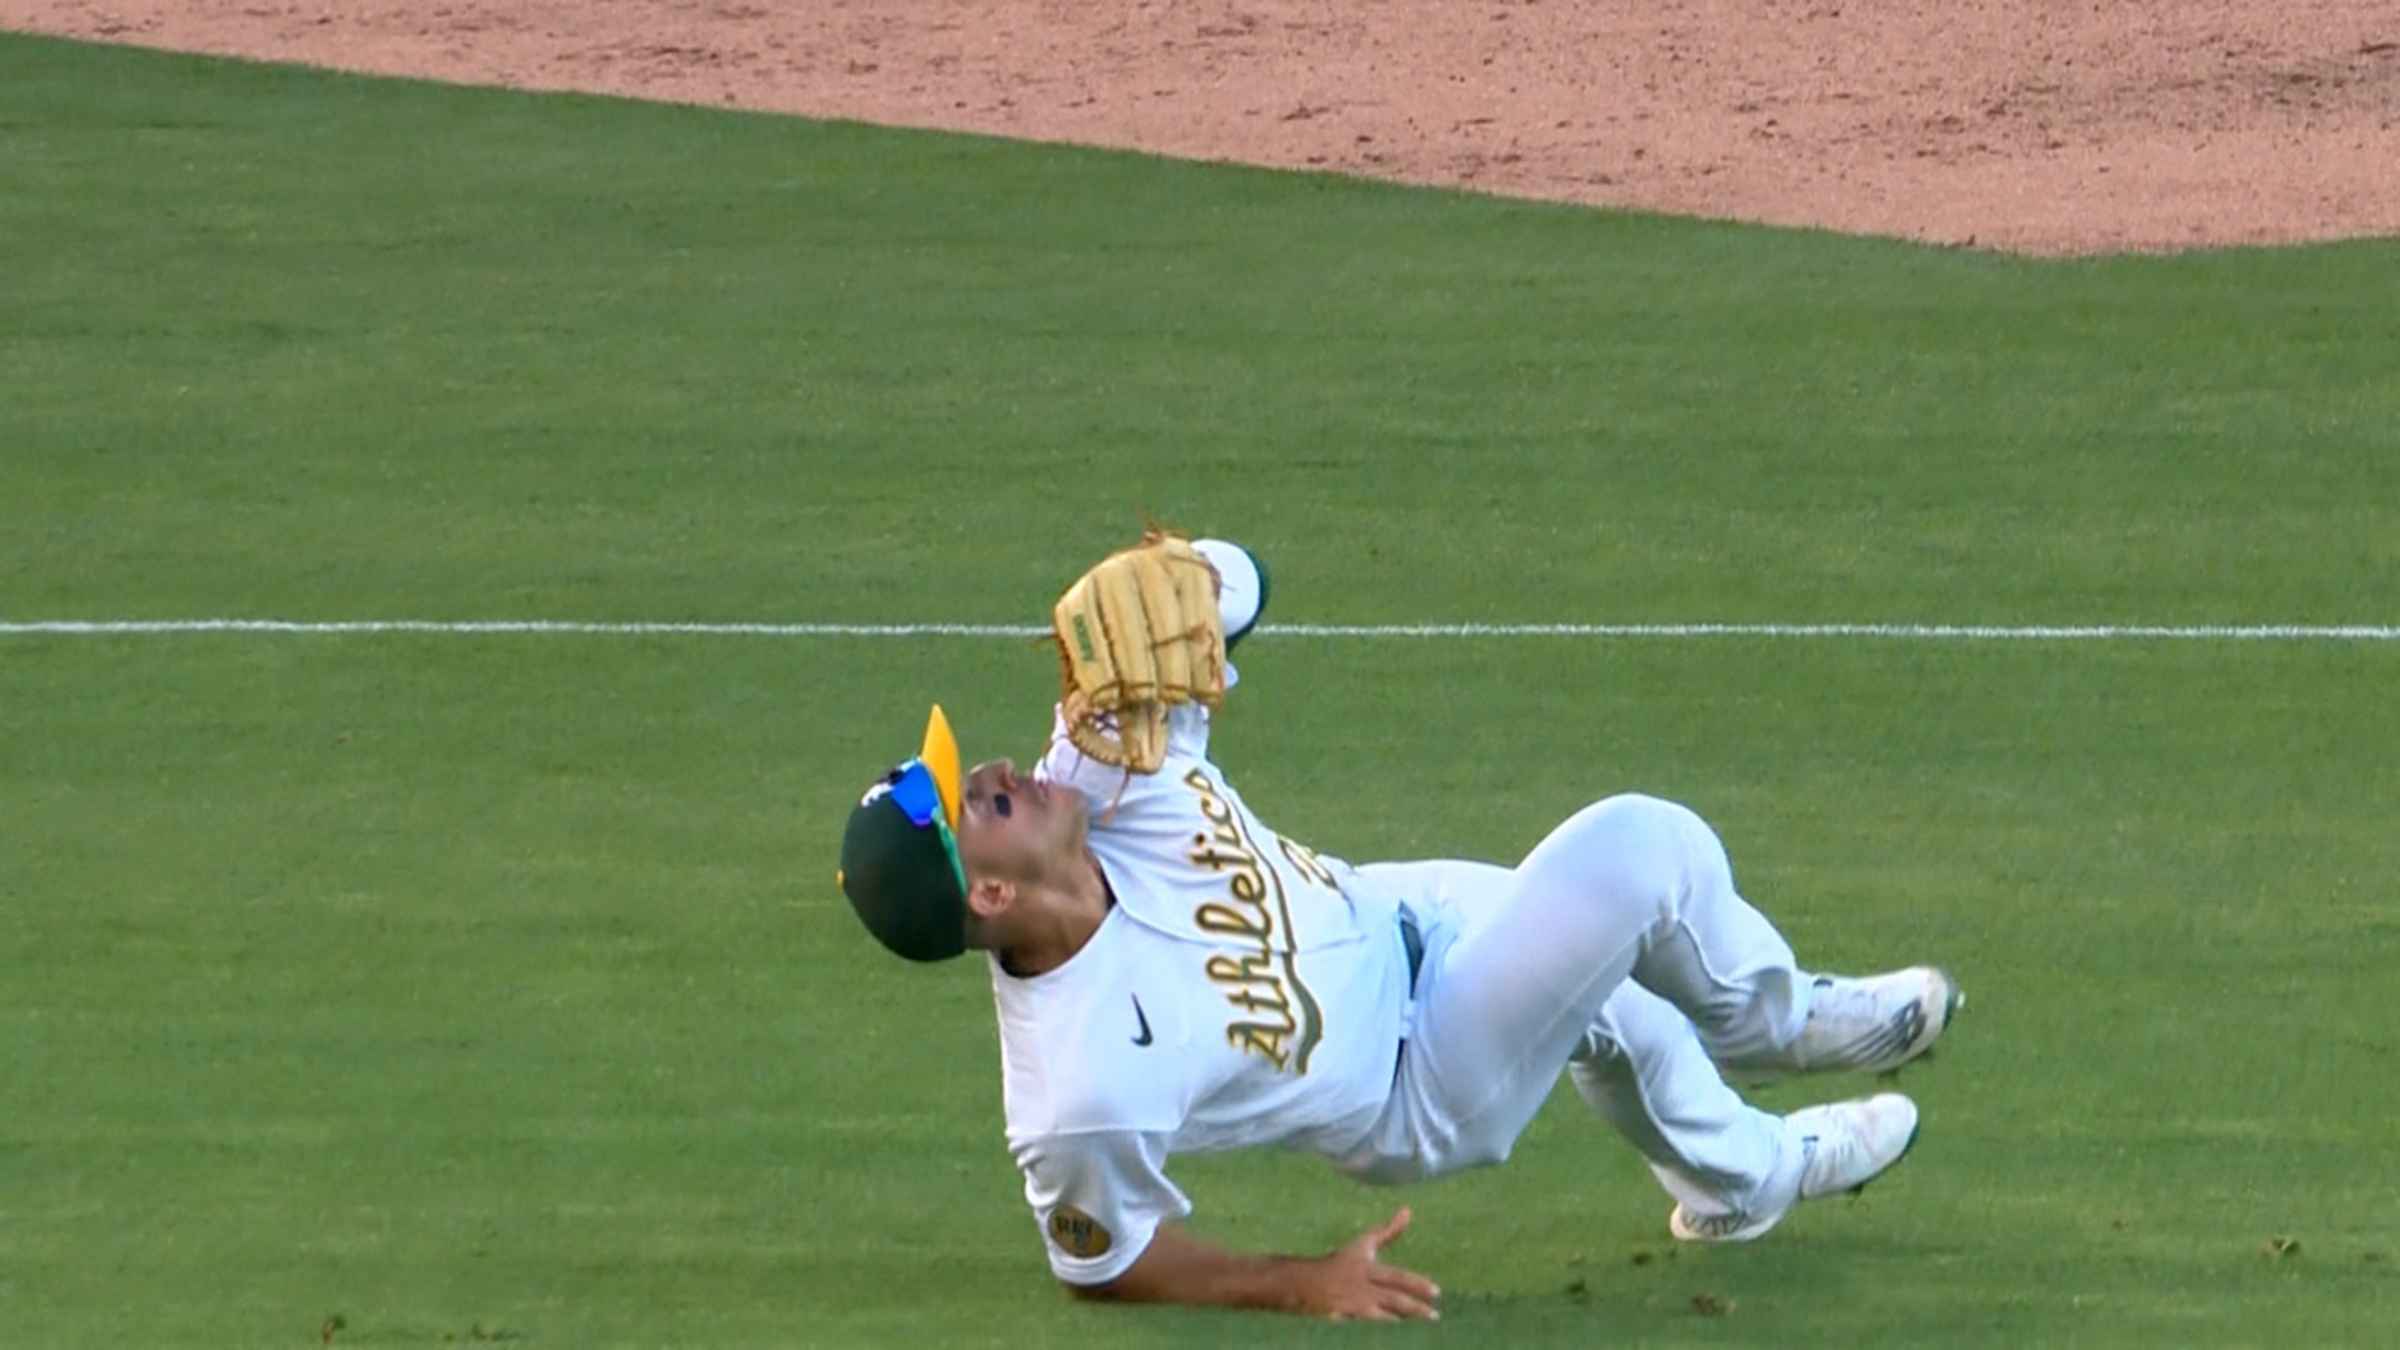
[{"x1": 1302, "y1": 1207, "x2": 1441, "y2": 1321}]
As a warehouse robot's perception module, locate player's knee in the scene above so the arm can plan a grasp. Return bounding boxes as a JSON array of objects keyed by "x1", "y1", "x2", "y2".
[
  {"x1": 1551, "y1": 793, "x2": 1700, "y2": 911},
  {"x1": 1583, "y1": 792, "x2": 1700, "y2": 835}
]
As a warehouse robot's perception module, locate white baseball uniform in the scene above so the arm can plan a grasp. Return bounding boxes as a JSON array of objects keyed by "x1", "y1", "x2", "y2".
[{"x1": 999, "y1": 701, "x2": 1822, "y2": 1285}]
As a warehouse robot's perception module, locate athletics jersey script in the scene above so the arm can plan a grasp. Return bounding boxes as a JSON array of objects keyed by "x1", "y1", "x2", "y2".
[
  {"x1": 1183, "y1": 763, "x2": 1339, "y2": 1071},
  {"x1": 990, "y1": 705, "x2": 1410, "y2": 1286}
]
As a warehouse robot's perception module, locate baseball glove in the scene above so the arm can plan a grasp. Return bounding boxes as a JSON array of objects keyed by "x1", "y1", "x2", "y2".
[{"x1": 1051, "y1": 530, "x2": 1226, "y2": 774}]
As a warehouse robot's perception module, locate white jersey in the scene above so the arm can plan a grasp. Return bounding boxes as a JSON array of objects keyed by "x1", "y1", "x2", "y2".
[{"x1": 994, "y1": 705, "x2": 1411, "y2": 1285}]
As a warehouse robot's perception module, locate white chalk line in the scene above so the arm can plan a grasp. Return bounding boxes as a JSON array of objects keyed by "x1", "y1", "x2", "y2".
[{"x1": 4, "y1": 619, "x2": 2398, "y2": 641}]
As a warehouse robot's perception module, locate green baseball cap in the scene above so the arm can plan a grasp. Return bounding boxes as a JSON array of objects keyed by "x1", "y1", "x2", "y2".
[{"x1": 837, "y1": 706, "x2": 971, "y2": 963}]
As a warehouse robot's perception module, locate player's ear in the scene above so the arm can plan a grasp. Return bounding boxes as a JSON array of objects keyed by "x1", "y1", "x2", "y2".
[{"x1": 964, "y1": 876, "x2": 1016, "y2": 922}]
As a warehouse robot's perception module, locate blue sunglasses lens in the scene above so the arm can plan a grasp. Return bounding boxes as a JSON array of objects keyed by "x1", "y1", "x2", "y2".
[{"x1": 888, "y1": 760, "x2": 942, "y2": 828}]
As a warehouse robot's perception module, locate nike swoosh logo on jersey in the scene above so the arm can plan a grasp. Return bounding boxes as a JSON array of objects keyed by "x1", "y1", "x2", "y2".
[{"x1": 1130, "y1": 994, "x2": 1154, "y2": 1047}]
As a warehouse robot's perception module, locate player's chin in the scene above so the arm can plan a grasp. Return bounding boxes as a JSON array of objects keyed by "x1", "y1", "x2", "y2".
[{"x1": 1060, "y1": 795, "x2": 1092, "y2": 842}]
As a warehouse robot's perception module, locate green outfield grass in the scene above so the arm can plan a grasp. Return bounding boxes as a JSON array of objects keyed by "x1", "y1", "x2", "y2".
[{"x1": 5, "y1": 32, "x2": 2397, "y2": 1349}]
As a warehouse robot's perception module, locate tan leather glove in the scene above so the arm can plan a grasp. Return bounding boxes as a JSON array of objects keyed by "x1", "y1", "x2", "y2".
[{"x1": 1051, "y1": 530, "x2": 1226, "y2": 773}]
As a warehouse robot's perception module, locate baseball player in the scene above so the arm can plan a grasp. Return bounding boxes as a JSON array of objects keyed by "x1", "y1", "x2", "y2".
[{"x1": 837, "y1": 535, "x2": 1961, "y2": 1320}]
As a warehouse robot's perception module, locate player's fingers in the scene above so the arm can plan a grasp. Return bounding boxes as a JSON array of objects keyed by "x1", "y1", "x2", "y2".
[
  {"x1": 1370, "y1": 1261, "x2": 1442, "y2": 1303},
  {"x1": 1377, "y1": 1288, "x2": 1439, "y2": 1321},
  {"x1": 1361, "y1": 1205, "x2": 1413, "y2": 1255}
]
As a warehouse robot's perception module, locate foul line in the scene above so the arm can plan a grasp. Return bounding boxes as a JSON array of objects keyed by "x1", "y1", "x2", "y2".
[{"x1": 3, "y1": 619, "x2": 2398, "y2": 641}]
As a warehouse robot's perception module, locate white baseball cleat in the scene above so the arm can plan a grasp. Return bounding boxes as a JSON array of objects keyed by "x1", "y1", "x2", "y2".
[
  {"x1": 1669, "y1": 1093, "x2": 1923, "y2": 1243},
  {"x1": 1780, "y1": 966, "x2": 1962, "y2": 1077}
]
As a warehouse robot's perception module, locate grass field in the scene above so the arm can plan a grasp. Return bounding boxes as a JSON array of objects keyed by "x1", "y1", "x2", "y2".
[{"x1": 5, "y1": 32, "x2": 2398, "y2": 1348}]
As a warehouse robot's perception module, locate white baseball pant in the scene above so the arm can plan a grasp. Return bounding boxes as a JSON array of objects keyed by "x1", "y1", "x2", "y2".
[{"x1": 1339, "y1": 793, "x2": 1815, "y2": 1222}]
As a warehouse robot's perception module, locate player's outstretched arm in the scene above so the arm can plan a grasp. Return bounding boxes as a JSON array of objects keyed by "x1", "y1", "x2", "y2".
[{"x1": 1070, "y1": 1207, "x2": 1439, "y2": 1321}]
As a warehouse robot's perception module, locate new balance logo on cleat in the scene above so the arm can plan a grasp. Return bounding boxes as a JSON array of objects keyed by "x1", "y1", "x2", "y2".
[
  {"x1": 1783, "y1": 967, "x2": 1960, "y2": 1077},
  {"x1": 1838, "y1": 997, "x2": 1925, "y2": 1067}
]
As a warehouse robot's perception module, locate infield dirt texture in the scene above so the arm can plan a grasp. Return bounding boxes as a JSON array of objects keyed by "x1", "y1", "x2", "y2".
[
  {"x1": 8, "y1": 0, "x2": 2400, "y2": 253},
  {"x1": 4, "y1": 6, "x2": 2397, "y2": 1349}
]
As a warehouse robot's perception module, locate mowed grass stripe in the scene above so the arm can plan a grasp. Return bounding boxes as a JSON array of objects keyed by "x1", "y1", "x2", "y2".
[{"x1": 6, "y1": 37, "x2": 2397, "y2": 628}]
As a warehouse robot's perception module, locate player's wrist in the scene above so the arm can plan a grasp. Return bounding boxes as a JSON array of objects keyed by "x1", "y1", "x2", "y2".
[{"x1": 1189, "y1": 1251, "x2": 1318, "y2": 1313}]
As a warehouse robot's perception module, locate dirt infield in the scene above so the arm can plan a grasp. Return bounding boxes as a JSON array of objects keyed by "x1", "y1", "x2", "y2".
[{"x1": 8, "y1": 1, "x2": 2397, "y2": 254}]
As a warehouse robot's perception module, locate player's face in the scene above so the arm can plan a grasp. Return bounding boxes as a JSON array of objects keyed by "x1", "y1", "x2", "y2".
[{"x1": 955, "y1": 757, "x2": 1085, "y2": 886}]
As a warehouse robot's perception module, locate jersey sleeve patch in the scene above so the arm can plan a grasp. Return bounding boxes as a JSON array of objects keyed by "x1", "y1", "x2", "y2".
[
  {"x1": 1014, "y1": 1130, "x2": 1190, "y2": 1285},
  {"x1": 1047, "y1": 1205, "x2": 1112, "y2": 1259}
]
